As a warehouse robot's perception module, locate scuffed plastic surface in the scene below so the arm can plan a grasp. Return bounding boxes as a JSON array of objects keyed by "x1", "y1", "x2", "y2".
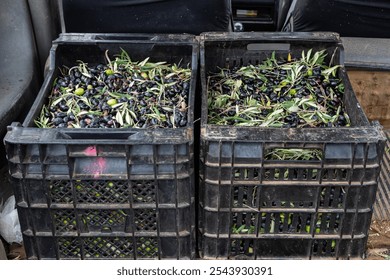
[
  {"x1": 283, "y1": 0, "x2": 390, "y2": 38},
  {"x1": 63, "y1": 0, "x2": 232, "y2": 34}
]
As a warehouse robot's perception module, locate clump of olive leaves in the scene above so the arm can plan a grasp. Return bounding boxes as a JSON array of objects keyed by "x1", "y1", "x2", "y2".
[
  {"x1": 207, "y1": 49, "x2": 351, "y2": 128},
  {"x1": 36, "y1": 49, "x2": 191, "y2": 128}
]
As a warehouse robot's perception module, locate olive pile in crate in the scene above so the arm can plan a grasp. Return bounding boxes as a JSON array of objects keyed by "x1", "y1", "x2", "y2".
[
  {"x1": 35, "y1": 50, "x2": 191, "y2": 128},
  {"x1": 207, "y1": 50, "x2": 351, "y2": 127}
]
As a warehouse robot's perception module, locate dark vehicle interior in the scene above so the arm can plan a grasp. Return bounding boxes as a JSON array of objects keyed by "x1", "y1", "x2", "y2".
[{"x1": 1, "y1": 0, "x2": 389, "y2": 260}]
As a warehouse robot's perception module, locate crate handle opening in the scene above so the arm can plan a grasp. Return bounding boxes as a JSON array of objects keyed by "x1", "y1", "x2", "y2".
[
  {"x1": 58, "y1": 131, "x2": 136, "y2": 140},
  {"x1": 247, "y1": 43, "x2": 291, "y2": 51}
]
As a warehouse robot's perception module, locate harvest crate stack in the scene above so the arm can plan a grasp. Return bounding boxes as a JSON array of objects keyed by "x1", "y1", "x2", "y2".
[
  {"x1": 198, "y1": 32, "x2": 386, "y2": 259},
  {"x1": 4, "y1": 34, "x2": 198, "y2": 259}
]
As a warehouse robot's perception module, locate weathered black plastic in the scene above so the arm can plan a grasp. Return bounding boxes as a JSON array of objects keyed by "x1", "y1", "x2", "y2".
[
  {"x1": 342, "y1": 37, "x2": 390, "y2": 70},
  {"x1": 4, "y1": 33, "x2": 198, "y2": 259},
  {"x1": 61, "y1": 0, "x2": 232, "y2": 35},
  {"x1": 198, "y1": 32, "x2": 386, "y2": 259}
]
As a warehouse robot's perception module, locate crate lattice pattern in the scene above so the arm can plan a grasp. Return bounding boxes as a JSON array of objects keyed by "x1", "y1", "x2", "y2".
[
  {"x1": 57, "y1": 236, "x2": 160, "y2": 259},
  {"x1": 232, "y1": 185, "x2": 346, "y2": 209},
  {"x1": 58, "y1": 237, "x2": 135, "y2": 259},
  {"x1": 49, "y1": 180, "x2": 159, "y2": 205},
  {"x1": 228, "y1": 238, "x2": 338, "y2": 258},
  {"x1": 231, "y1": 211, "x2": 341, "y2": 235}
]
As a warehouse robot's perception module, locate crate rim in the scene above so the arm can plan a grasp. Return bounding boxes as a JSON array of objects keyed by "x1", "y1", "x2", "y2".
[
  {"x1": 5, "y1": 123, "x2": 194, "y2": 145},
  {"x1": 200, "y1": 125, "x2": 386, "y2": 143},
  {"x1": 200, "y1": 31, "x2": 343, "y2": 43},
  {"x1": 55, "y1": 32, "x2": 199, "y2": 44}
]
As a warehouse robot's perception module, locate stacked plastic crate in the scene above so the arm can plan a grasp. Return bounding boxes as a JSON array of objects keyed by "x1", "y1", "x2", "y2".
[
  {"x1": 198, "y1": 32, "x2": 386, "y2": 259},
  {"x1": 4, "y1": 34, "x2": 198, "y2": 259}
]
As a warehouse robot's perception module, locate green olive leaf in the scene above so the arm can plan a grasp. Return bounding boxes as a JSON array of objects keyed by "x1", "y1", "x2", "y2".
[{"x1": 116, "y1": 110, "x2": 124, "y2": 126}]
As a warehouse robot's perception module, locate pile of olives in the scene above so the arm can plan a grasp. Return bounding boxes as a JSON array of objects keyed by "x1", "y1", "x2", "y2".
[
  {"x1": 207, "y1": 50, "x2": 351, "y2": 128},
  {"x1": 36, "y1": 50, "x2": 191, "y2": 129}
]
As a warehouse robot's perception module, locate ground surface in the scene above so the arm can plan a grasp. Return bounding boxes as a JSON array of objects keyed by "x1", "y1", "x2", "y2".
[{"x1": 366, "y1": 220, "x2": 390, "y2": 260}]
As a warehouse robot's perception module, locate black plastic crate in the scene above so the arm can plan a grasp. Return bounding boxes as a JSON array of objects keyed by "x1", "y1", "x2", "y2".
[
  {"x1": 4, "y1": 33, "x2": 198, "y2": 259},
  {"x1": 198, "y1": 32, "x2": 386, "y2": 259},
  {"x1": 22, "y1": 235, "x2": 193, "y2": 259}
]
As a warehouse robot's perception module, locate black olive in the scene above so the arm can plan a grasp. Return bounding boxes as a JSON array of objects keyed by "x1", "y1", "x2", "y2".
[
  {"x1": 102, "y1": 104, "x2": 110, "y2": 111},
  {"x1": 329, "y1": 100, "x2": 338, "y2": 107},
  {"x1": 56, "y1": 112, "x2": 67, "y2": 118},
  {"x1": 53, "y1": 117, "x2": 64, "y2": 125},
  {"x1": 227, "y1": 110, "x2": 235, "y2": 116},
  {"x1": 59, "y1": 104, "x2": 69, "y2": 112},
  {"x1": 60, "y1": 81, "x2": 68, "y2": 87}
]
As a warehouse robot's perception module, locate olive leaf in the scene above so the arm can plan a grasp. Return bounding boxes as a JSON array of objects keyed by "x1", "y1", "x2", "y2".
[
  {"x1": 322, "y1": 65, "x2": 341, "y2": 79},
  {"x1": 138, "y1": 57, "x2": 150, "y2": 67},
  {"x1": 115, "y1": 110, "x2": 124, "y2": 126},
  {"x1": 125, "y1": 111, "x2": 133, "y2": 126}
]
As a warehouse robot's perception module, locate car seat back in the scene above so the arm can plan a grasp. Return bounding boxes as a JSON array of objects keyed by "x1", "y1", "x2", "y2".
[
  {"x1": 282, "y1": 0, "x2": 390, "y2": 38},
  {"x1": 61, "y1": 0, "x2": 233, "y2": 34}
]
